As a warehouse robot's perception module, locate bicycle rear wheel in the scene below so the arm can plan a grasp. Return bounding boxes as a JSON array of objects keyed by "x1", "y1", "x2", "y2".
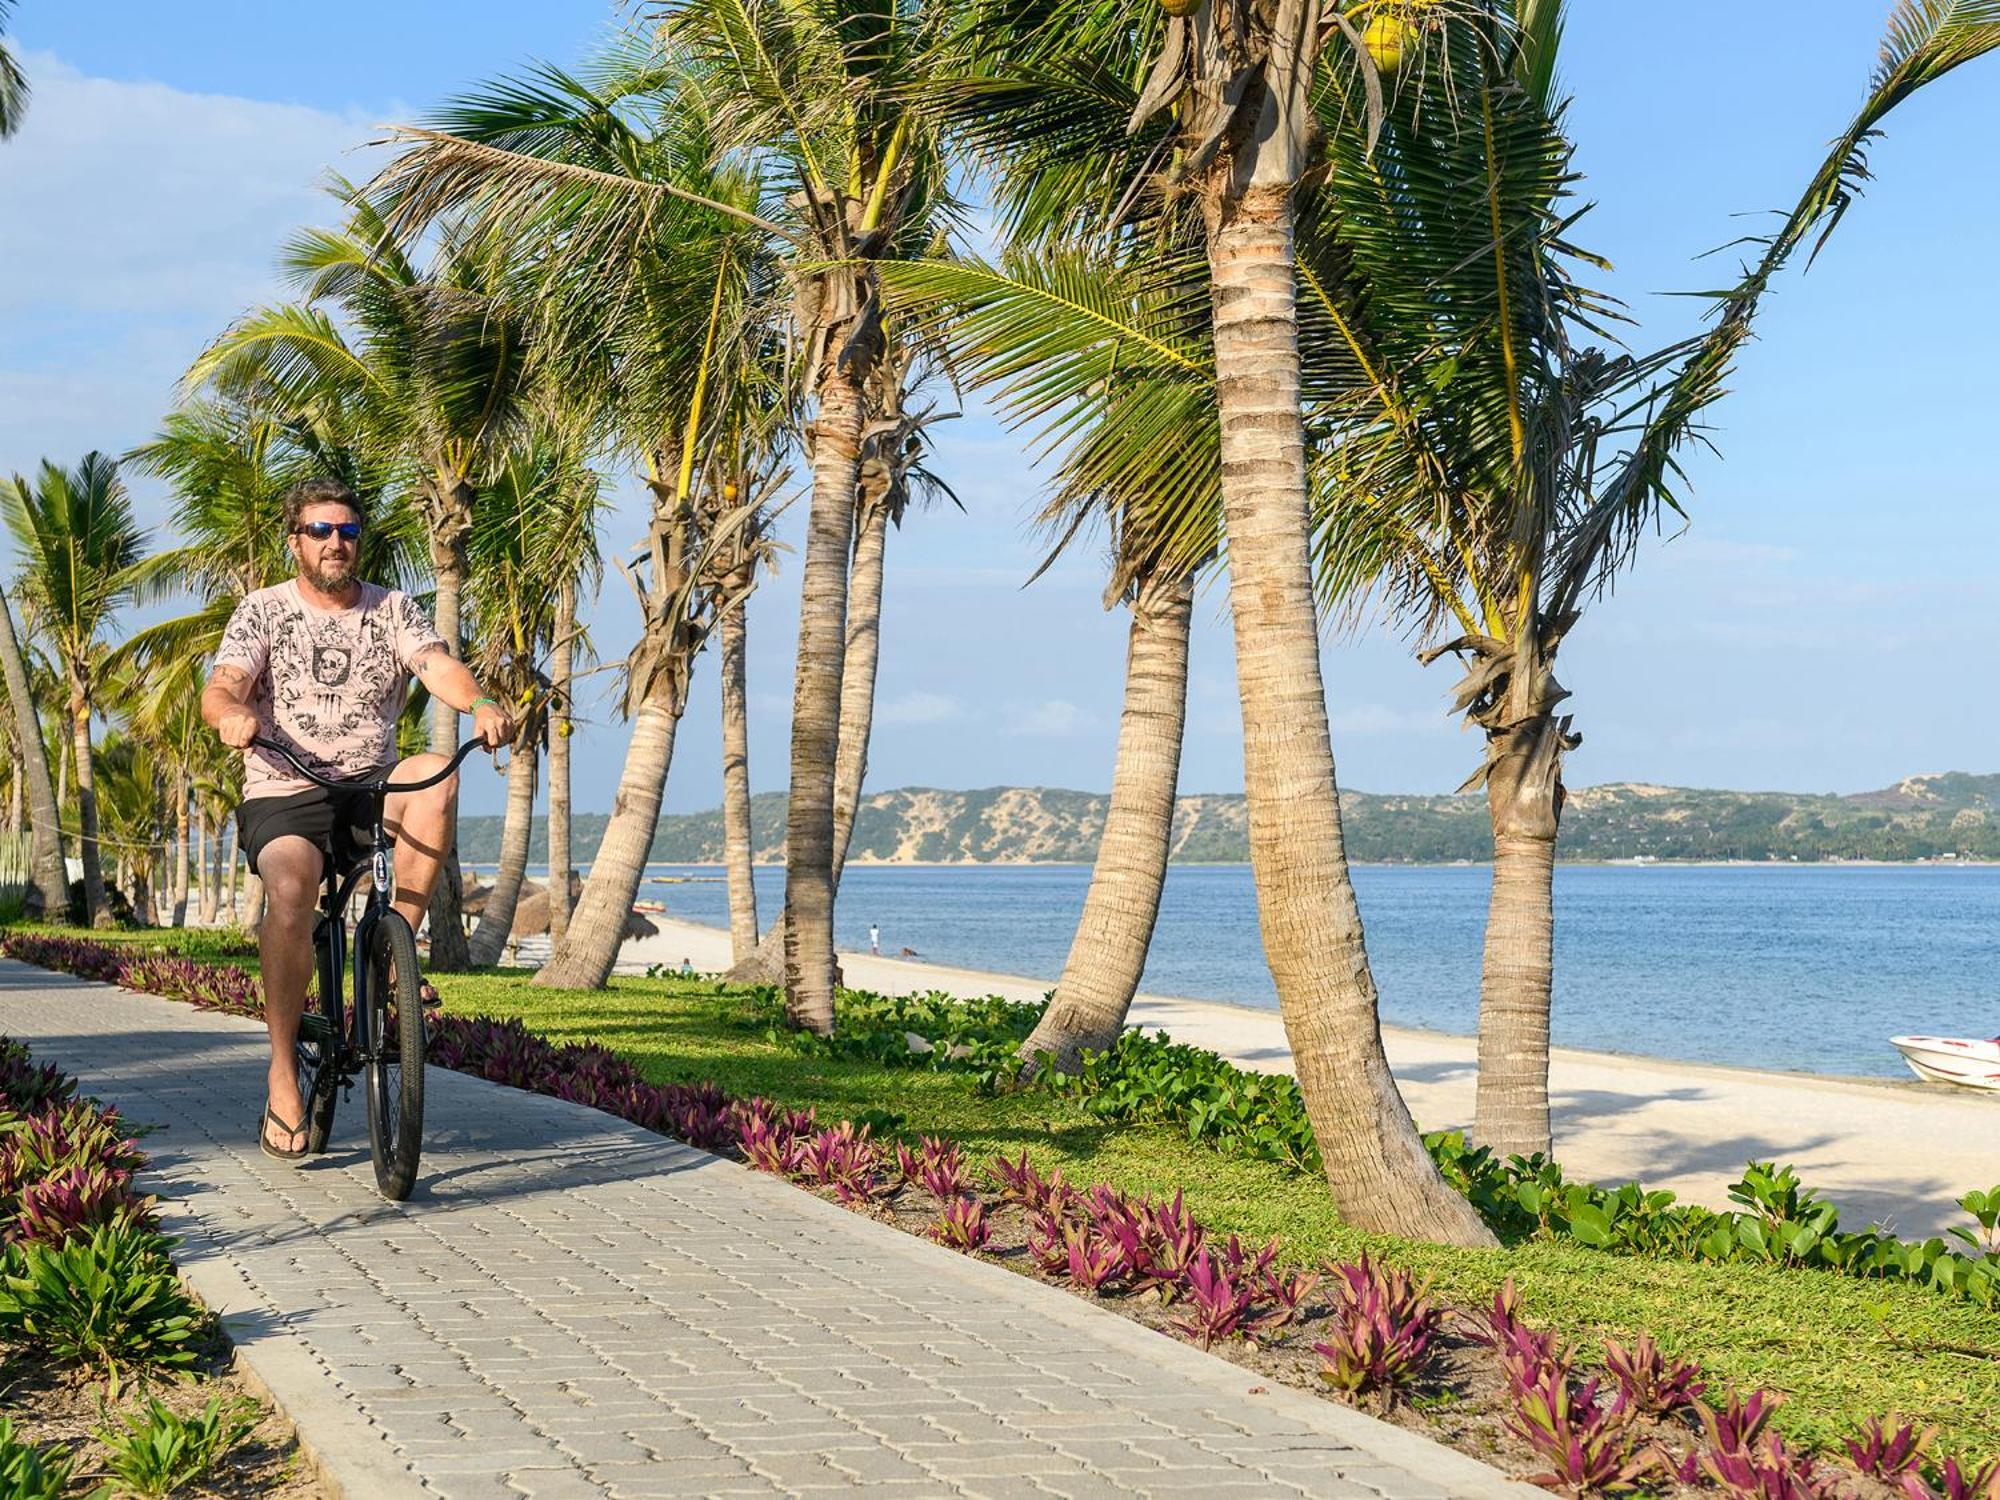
[
  {"x1": 294, "y1": 917, "x2": 343, "y2": 1153},
  {"x1": 362, "y1": 911, "x2": 425, "y2": 1200}
]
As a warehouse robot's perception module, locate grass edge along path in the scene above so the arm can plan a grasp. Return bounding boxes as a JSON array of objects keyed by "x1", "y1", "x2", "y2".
[{"x1": 3, "y1": 927, "x2": 1998, "y2": 1490}]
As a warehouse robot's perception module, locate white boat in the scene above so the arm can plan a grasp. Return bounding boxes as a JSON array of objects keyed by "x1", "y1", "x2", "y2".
[{"x1": 1889, "y1": 1034, "x2": 2000, "y2": 1092}]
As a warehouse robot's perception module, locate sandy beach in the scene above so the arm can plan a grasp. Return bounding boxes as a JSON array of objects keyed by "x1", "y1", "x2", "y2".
[{"x1": 533, "y1": 916, "x2": 1998, "y2": 1241}]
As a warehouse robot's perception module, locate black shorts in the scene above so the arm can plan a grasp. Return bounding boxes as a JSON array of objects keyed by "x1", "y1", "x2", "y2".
[{"x1": 236, "y1": 772, "x2": 386, "y2": 878}]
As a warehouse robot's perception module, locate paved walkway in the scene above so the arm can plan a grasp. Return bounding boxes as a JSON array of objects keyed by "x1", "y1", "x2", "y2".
[{"x1": 0, "y1": 959, "x2": 1532, "y2": 1500}]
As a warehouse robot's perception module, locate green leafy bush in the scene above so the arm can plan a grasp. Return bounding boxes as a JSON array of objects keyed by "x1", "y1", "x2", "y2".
[
  {"x1": 0, "y1": 1216, "x2": 201, "y2": 1377},
  {"x1": 0, "y1": 1416, "x2": 72, "y2": 1500},
  {"x1": 97, "y1": 1393, "x2": 262, "y2": 1497}
]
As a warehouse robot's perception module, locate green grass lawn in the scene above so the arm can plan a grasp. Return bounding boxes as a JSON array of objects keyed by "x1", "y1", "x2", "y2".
[{"x1": 32, "y1": 926, "x2": 2000, "y2": 1460}]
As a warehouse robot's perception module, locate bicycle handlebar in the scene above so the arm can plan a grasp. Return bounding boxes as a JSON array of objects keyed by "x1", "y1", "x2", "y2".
[{"x1": 249, "y1": 735, "x2": 486, "y2": 795}]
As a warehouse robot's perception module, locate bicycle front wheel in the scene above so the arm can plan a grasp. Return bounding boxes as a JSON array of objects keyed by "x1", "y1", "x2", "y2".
[{"x1": 362, "y1": 911, "x2": 426, "y2": 1200}]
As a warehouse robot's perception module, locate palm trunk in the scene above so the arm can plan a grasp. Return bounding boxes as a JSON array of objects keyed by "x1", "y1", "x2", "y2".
[
  {"x1": 781, "y1": 363, "x2": 866, "y2": 1034},
  {"x1": 719, "y1": 561, "x2": 758, "y2": 964},
  {"x1": 424, "y1": 477, "x2": 474, "y2": 971},
  {"x1": 223, "y1": 821, "x2": 240, "y2": 923},
  {"x1": 468, "y1": 737, "x2": 538, "y2": 966},
  {"x1": 546, "y1": 580, "x2": 576, "y2": 947},
  {"x1": 1472, "y1": 711, "x2": 1566, "y2": 1158},
  {"x1": 171, "y1": 773, "x2": 189, "y2": 927},
  {"x1": 0, "y1": 585, "x2": 66, "y2": 917},
  {"x1": 69, "y1": 690, "x2": 110, "y2": 928},
  {"x1": 727, "y1": 484, "x2": 886, "y2": 987},
  {"x1": 536, "y1": 698, "x2": 682, "y2": 989},
  {"x1": 195, "y1": 804, "x2": 214, "y2": 924},
  {"x1": 1018, "y1": 569, "x2": 1192, "y2": 1074},
  {"x1": 1207, "y1": 186, "x2": 1492, "y2": 1246},
  {"x1": 829, "y1": 494, "x2": 889, "y2": 886}
]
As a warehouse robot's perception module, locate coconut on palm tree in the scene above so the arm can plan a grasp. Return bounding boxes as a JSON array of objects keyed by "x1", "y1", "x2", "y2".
[
  {"x1": 1307, "y1": 0, "x2": 2000, "y2": 1158},
  {"x1": 1, "y1": 455, "x2": 147, "y2": 929}
]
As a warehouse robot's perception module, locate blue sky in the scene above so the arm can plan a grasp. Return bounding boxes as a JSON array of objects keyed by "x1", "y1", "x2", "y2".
[{"x1": 4, "y1": 2, "x2": 1997, "y2": 817}]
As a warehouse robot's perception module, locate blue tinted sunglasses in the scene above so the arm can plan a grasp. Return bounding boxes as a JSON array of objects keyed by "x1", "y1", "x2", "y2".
[{"x1": 294, "y1": 521, "x2": 361, "y2": 541}]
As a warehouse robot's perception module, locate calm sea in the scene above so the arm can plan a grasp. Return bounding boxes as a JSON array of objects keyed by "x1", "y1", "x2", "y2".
[{"x1": 564, "y1": 863, "x2": 2000, "y2": 1080}]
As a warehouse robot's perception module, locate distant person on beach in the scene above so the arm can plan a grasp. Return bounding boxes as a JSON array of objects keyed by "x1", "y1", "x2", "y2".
[
  {"x1": 203, "y1": 477, "x2": 511, "y2": 1163},
  {"x1": 679, "y1": 956, "x2": 694, "y2": 976},
  {"x1": 899, "y1": 945, "x2": 921, "y2": 959},
  {"x1": 869, "y1": 923, "x2": 880, "y2": 956}
]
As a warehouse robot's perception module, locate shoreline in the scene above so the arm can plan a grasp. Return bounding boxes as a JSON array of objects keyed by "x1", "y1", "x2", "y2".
[{"x1": 533, "y1": 914, "x2": 1996, "y2": 1240}]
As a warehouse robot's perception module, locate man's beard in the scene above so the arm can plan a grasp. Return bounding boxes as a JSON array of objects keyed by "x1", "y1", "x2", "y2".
[{"x1": 302, "y1": 558, "x2": 355, "y2": 593}]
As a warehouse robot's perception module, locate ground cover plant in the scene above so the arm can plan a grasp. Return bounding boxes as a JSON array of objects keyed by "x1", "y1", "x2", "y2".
[
  {"x1": 0, "y1": 1027, "x2": 318, "y2": 1496},
  {"x1": 10, "y1": 926, "x2": 2000, "y2": 1476}
]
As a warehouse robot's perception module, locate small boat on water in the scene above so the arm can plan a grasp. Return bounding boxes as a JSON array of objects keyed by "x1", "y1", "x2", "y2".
[{"x1": 1889, "y1": 1034, "x2": 2000, "y2": 1091}]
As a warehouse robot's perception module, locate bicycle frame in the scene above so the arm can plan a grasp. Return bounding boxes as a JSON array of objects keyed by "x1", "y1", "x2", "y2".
[{"x1": 253, "y1": 736, "x2": 483, "y2": 1081}]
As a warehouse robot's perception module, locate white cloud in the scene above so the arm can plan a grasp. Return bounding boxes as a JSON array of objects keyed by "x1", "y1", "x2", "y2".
[
  {"x1": 1005, "y1": 699, "x2": 1093, "y2": 738},
  {"x1": 0, "y1": 54, "x2": 381, "y2": 488},
  {"x1": 878, "y1": 691, "x2": 966, "y2": 726}
]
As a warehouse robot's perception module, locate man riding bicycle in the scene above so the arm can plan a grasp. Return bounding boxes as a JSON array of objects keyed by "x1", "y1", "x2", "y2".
[{"x1": 201, "y1": 477, "x2": 512, "y2": 1161}]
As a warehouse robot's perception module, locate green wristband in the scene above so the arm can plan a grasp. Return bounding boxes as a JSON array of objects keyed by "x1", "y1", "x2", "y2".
[{"x1": 471, "y1": 696, "x2": 498, "y2": 711}]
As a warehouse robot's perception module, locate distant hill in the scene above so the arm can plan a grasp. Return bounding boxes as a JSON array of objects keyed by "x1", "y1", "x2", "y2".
[{"x1": 457, "y1": 773, "x2": 2000, "y2": 866}]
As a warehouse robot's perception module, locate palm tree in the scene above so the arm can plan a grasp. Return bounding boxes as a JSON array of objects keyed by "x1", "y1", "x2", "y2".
[
  {"x1": 0, "y1": 0, "x2": 28, "y2": 139},
  {"x1": 948, "y1": 0, "x2": 1492, "y2": 1242},
  {"x1": 189, "y1": 187, "x2": 538, "y2": 968},
  {"x1": 1, "y1": 455, "x2": 146, "y2": 928},
  {"x1": 640, "y1": 0, "x2": 957, "y2": 1034},
  {"x1": 463, "y1": 439, "x2": 603, "y2": 966},
  {"x1": 371, "y1": 50, "x2": 794, "y2": 989},
  {"x1": 879, "y1": 235, "x2": 1220, "y2": 1073},
  {"x1": 1308, "y1": 0, "x2": 2000, "y2": 1158},
  {"x1": 0, "y1": 579, "x2": 66, "y2": 917}
]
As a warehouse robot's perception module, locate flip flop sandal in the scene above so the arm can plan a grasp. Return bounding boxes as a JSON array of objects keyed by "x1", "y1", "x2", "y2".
[{"x1": 259, "y1": 1105, "x2": 310, "y2": 1162}]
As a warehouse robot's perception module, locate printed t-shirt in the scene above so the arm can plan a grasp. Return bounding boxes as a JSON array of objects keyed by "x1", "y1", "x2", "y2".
[{"x1": 214, "y1": 579, "x2": 446, "y2": 800}]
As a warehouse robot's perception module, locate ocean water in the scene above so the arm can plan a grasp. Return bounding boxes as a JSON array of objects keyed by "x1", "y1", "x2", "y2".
[{"x1": 596, "y1": 863, "x2": 2000, "y2": 1080}]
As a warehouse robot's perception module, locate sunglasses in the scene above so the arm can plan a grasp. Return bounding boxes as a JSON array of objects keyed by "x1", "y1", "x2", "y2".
[{"x1": 293, "y1": 521, "x2": 361, "y2": 542}]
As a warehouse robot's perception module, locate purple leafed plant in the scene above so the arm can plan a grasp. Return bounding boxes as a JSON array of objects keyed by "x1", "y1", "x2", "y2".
[
  {"x1": 1699, "y1": 1391, "x2": 1785, "y2": 1462},
  {"x1": 1699, "y1": 1433, "x2": 1839, "y2": 1500},
  {"x1": 11, "y1": 1164, "x2": 150, "y2": 1245},
  {"x1": 1169, "y1": 1250, "x2": 1254, "y2": 1349},
  {"x1": 0, "y1": 1046, "x2": 78, "y2": 1112},
  {"x1": 1312, "y1": 1255, "x2": 1442, "y2": 1405},
  {"x1": 1505, "y1": 1364, "x2": 1654, "y2": 1496},
  {"x1": 1063, "y1": 1225, "x2": 1123, "y2": 1292},
  {"x1": 1251, "y1": 1265, "x2": 1319, "y2": 1337},
  {"x1": 1903, "y1": 1457, "x2": 2000, "y2": 1500},
  {"x1": 793, "y1": 1123, "x2": 881, "y2": 1195},
  {"x1": 909, "y1": 1135, "x2": 970, "y2": 1200},
  {"x1": 1, "y1": 1099, "x2": 147, "y2": 1184},
  {"x1": 1026, "y1": 1210, "x2": 1073, "y2": 1276},
  {"x1": 986, "y1": 1150, "x2": 1045, "y2": 1208},
  {"x1": 1848, "y1": 1418, "x2": 1936, "y2": 1481},
  {"x1": 928, "y1": 1196, "x2": 989, "y2": 1252},
  {"x1": 1139, "y1": 1191, "x2": 1206, "y2": 1302},
  {"x1": 735, "y1": 1112, "x2": 796, "y2": 1175},
  {"x1": 1603, "y1": 1334, "x2": 1706, "y2": 1418}
]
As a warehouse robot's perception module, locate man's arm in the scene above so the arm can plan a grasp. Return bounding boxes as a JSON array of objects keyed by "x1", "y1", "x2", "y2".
[
  {"x1": 411, "y1": 646, "x2": 515, "y2": 750},
  {"x1": 202, "y1": 665, "x2": 260, "y2": 749}
]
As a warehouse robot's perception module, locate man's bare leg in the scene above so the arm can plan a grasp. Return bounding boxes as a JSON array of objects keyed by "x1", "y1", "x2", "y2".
[
  {"x1": 383, "y1": 753, "x2": 459, "y2": 940},
  {"x1": 255, "y1": 836, "x2": 323, "y2": 1152}
]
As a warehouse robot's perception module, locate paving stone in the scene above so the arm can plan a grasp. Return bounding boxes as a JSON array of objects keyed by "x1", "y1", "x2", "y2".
[{"x1": 0, "y1": 962, "x2": 1529, "y2": 1500}]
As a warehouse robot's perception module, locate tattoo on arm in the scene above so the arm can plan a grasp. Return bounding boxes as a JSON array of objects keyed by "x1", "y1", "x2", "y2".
[
  {"x1": 209, "y1": 665, "x2": 252, "y2": 693},
  {"x1": 410, "y1": 646, "x2": 451, "y2": 677}
]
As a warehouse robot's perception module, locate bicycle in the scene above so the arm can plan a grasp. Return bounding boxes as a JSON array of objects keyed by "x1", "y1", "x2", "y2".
[{"x1": 249, "y1": 735, "x2": 484, "y2": 1201}]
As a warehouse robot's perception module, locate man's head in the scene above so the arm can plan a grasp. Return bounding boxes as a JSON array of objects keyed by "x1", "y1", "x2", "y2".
[{"x1": 282, "y1": 478, "x2": 364, "y2": 594}]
